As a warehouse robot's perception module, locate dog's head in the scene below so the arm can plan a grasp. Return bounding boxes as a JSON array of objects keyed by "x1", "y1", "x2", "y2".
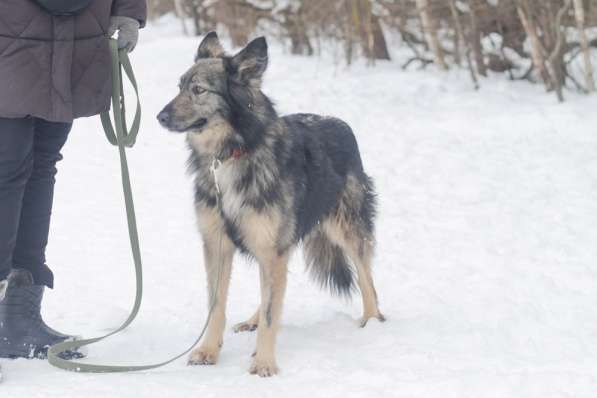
[{"x1": 157, "y1": 32, "x2": 269, "y2": 135}]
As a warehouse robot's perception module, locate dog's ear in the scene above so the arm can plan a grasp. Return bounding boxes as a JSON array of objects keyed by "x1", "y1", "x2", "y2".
[
  {"x1": 230, "y1": 37, "x2": 268, "y2": 85},
  {"x1": 196, "y1": 32, "x2": 225, "y2": 61}
]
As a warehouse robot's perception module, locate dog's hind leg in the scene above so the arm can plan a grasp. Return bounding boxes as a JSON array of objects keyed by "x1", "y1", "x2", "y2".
[
  {"x1": 324, "y1": 219, "x2": 385, "y2": 328},
  {"x1": 351, "y1": 245, "x2": 385, "y2": 328},
  {"x1": 324, "y1": 174, "x2": 385, "y2": 328},
  {"x1": 233, "y1": 307, "x2": 260, "y2": 333},
  {"x1": 188, "y1": 206, "x2": 236, "y2": 366}
]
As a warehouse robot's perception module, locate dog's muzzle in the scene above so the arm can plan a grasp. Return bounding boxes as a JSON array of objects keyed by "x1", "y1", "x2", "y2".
[{"x1": 157, "y1": 110, "x2": 208, "y2": 133}]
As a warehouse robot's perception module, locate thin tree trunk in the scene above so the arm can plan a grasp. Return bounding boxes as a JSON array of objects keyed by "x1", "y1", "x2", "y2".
[
  {"x1": 573, "y1": 0, "x2": 595, "y2": 91},
  {"x1": 175, "y1": 0, "x2": 188, "y2": 36},
  {"x1": 361, "y1": 0, "x2": 376, "y2": 65},
  {"x1": 468, "y1": 0, "x2": 487, "y2": 77},
  {"x1": 496, "y1": 11, "x2": 514, "y2": 80},
  {"x1": 345, "y1": 0, "x2": 357, "y2": 65},
  {"x1": 416, "y1": 0, "x2": 448, "y2": 70},
  {"x1": 370, "y1": 15, "x2": 391, "y2": 61},
  {"x1": 547, "y1": 0, "x2": 573, "y2": 102},
  {"x1": 516, "y1": 0, "x2": 551, "y2": 88},
  {"x1": 452, "y1": 17, "x2": 461, "y2": 66},
  {"x1": 284, "y1": 7, "x2": 314, "y2": 56},
  {"x1": 357, "y1": 0, "x2": 391, "y2": 63},
  {"x1": 450, "y1": 0, "x2": 479, "y2": 89},
  {"x1": 190, "y1": 0, "x2": 202, "y2": 37}
]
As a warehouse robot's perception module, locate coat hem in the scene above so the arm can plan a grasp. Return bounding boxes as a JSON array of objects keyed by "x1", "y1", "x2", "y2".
[{"x1": 0, "y1": 103, "x2": 110, "y2": 123}]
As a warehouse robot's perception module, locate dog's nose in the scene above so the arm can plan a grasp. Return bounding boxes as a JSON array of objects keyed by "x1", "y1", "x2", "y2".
[{"x1": 157, "y1": 111, "x2": 170, "y2": 126}]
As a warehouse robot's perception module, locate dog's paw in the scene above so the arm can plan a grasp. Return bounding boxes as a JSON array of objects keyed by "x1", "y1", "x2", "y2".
[
  {"x1": 187, "y1": 346, "x2": 220, "y2": 366},
  {"x1": 359, "y1": 312, "x2": 386, "y2": 328},
  {"x1": 233, "y1": 321, "x2": 258, "y2": 333},
  {"x1": 249, "y1": 358, "x2": 279, "y2": 377}
]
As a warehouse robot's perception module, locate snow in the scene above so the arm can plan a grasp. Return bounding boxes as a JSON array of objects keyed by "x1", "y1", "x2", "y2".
[{"x1": 3, "y1": 21, "x2": 597, "y2": 397}]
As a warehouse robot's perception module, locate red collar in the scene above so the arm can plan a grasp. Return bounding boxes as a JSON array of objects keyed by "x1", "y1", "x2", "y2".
[
  {"x1": 217, "y1": 146, "x2": 248, "y2": 163},
  {"x1": 231, "y1": 147, "x2": 247, "y2": 159}
]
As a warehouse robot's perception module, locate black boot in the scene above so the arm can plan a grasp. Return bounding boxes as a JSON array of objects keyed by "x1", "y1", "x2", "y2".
[{"x1": 0, "y1": 269, "x2": 84, "y2": 359}]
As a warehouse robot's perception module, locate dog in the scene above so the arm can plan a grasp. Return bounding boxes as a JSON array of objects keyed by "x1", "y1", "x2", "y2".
[{"x1": 157, "y1": 32, "x2": 385, "y2": 377}]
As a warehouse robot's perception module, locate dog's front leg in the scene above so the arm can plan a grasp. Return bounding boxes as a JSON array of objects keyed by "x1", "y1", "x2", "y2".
[
  {"x1": 189, "y1": 209, "x2": 235, "y2": 366},
  {"x1": 249, "y1": 252, "x2": 289, "y2": 377}
]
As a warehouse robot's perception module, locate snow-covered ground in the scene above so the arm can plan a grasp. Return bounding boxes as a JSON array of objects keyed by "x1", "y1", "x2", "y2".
[{"x1": 3, "y1": 21, "x2": 597, "y2": 397}]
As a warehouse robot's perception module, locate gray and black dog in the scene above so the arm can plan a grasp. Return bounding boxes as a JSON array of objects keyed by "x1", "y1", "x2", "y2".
[{"x1": 157, "y1": 32, "x2": 384, "y2": 377}]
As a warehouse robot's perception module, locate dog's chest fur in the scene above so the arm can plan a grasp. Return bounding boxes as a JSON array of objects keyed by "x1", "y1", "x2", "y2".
[
  {"x1": 189, "y1": 143, "x2": 290, "y2": 254},
  {"x1": 216, "y1": 160, "x2": 250, "y2": 220}
]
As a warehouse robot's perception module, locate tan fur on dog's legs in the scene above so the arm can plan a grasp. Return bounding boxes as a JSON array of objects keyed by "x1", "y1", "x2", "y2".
[
  {"x1": 322, "y1": 220, "x2": 384, "y2": 327},
  {"x1": 344, "y1": 242, "x2": 384, "y2": 327},
  {"x1": 250, "y1": 254, "x2": 288, "y2": 377},
  {"x1": 189, "y1": 207, "x2": 236, "y2": 366},
  {"x1": 233, "y1": 307, "x2": 260, "y2": 333},
  {"x1": 353, "y1": 256, "x2": 385, "y2": 327}
]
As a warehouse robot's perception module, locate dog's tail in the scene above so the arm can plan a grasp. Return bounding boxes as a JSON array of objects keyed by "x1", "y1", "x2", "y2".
[{"x1": 304, "y1": 229, "x2": 356, "y2": 298}]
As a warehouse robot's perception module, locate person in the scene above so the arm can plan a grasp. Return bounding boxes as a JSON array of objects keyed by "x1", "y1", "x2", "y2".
[{"x1": 0, "y1": 0, "x2": 147, "y2": 375}]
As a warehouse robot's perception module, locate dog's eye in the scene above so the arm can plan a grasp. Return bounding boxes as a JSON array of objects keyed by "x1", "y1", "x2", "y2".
[{"x1": 192, "y1": 86, "x2": 206, "y2": 96}]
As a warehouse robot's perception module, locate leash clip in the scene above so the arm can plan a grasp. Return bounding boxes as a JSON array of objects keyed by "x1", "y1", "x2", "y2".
[{"x1": 210, "y1": 158, "x2": 223, "y2": 195}]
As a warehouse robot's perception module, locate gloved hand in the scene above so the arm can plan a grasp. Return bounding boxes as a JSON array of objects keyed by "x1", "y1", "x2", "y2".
[{"x1": 108, "y1": 16, "x2": 140, "y2": 52}]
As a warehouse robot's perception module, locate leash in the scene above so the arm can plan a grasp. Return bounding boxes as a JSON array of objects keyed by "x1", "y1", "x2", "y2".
[{"x1": 48, "y1": 39, "x2": 222, "y2": 373}]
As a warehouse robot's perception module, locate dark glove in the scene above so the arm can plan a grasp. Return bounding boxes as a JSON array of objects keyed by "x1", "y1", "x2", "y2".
[{"x1": 108, "y1": 16, "x2": 140, "y2": 52}]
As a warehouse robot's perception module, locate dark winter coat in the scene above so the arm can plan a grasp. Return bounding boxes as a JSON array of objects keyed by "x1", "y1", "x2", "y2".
[{"x1": 0, "y1": 0, "x2": 146, "y2": 123}]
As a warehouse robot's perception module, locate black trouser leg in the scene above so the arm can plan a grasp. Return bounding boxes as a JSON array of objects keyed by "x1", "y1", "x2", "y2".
[
  {"x1": 12, "y1": 118, "x2": 72, "y2": 288},
  {"x1": 0, "y1": 117, "x2": 35, "y2": 283},
  {"x1": 0, "y1": 119, "x2": 81, "y2": 360}
]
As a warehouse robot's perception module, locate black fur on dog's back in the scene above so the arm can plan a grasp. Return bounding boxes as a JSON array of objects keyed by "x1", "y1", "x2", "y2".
[
  {"x1": 280, "y1": 114, "x2": 377, "y2": 297},
  {"x1": 282, "y1": 114, "x2": 365, "y2": 238}
]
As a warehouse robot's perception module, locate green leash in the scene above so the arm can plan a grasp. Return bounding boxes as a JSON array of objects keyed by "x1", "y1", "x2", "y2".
[{"x1": 48, "y1": 39, "x2": 218, "y2": 373}]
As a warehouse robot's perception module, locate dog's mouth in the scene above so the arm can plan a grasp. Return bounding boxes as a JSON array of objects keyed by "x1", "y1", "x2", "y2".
[
  {"x1": 187, "y1": 118, "x2": 208, "y2": 131},
  {"x1": 171, "y1": 118, "x2": 208, "y2": 133}
]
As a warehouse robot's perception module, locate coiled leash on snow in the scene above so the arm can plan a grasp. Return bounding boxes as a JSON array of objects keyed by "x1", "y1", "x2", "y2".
[{"x1": 48, "y1": 39, "x2": 222, "y2": 373}]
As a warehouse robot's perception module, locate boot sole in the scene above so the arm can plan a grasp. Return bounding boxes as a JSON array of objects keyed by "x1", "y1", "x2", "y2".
[
  {"x1": 0, "y1": 338, "x2": 86, "y2": 360},
  {"x1": 0, "y1": 339, "x2": 41, "y2": 359}
]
